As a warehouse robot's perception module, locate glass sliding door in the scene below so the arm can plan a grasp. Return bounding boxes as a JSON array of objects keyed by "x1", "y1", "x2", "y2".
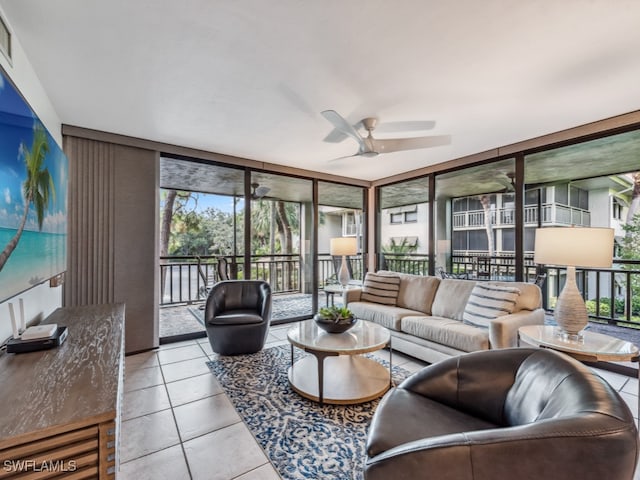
[
  {"x1": 378, "y1": 177, "x2": 429, "y2": 275},
  {"x1": 158, "y1": 157, "x2": 245, "y2": 340},
  {"x1": 250, "y1": 172, "x2": 313, "y2": 322},
  {"x1": 318, "y1": 181, "x2": 365, "y2": 307}
]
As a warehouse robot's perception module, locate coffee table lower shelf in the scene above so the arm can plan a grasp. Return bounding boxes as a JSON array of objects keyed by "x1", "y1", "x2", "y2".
[{"x1": 288, "y1": 354, "x2": 390, "y2": 405}]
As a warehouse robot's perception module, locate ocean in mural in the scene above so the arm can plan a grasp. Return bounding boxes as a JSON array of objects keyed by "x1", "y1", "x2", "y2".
[{"x1": 0, "y1": 68, "x2": 68, "y2": 301}]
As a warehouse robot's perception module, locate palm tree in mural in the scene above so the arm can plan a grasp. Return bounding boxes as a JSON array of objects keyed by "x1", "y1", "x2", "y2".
[{"x1": 0, "y1": 123, "x2": 54, "y2": 272}]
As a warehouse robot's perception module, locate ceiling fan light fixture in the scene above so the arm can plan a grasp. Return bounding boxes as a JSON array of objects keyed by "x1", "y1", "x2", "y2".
[{"x1": 321, "y1": 110, "x2": 449, "y2": 162}]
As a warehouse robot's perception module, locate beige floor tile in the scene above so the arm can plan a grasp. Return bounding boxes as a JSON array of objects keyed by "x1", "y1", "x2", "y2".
[
  {"x1": 158, "y1": 344, "x2": 207, "y2": 365},
  {"x1": 198, "y1": 341, "x2": 214, "y2": 356},
  {"x1": 125, "y1": 351, "x2": 159, "y2": 371},
  {"x1": 622, "y1": 376, "x2": 639, "y2": 396},
  {"x1": 269, "y1": 326, "x2": 291, "y2": 340},
  {"x1": 158, "y1": 339, "x2": 198, "y2": 350},
  {"x1": 174, "y1": 394, "x2": 240, "y2": 441},
  {"x1": 162, "y1": 357, "x2": 212, "y2": 383},
  {"x1": 166, "y1": 372, "x2": 224, "y2": 407},
  {"x1": 184, "y1": 423, "x2": 268, "y2": 480},
  {"x1": 618, "y1": 391, "x2": 639, "y2": 419},
  {"x1": 124, "y1": 366, "x2": 164, "y2": 392},
  {"x1": 592, "y1": 367, "x2": 629, "y2": 391},
  {"x1": 235, "y1": 463, "x2": 281, "y2": 480},
  {"x1": 119, "y1": 445, "x2": 190, "y2": 480},
  {"x1": 120, "y1": 409, "x2": 181, "y2": 463},
  {"x1": 123, "y1": 384, "x2": 171, "y2": 420}
]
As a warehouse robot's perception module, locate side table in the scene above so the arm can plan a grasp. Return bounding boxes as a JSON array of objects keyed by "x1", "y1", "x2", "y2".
[
  {"x1": 322, "y1": 284, "x2": 359, "y2": 307},
  {"x1": 518, "y1": 325, "x2": 639, "y2": 418}
]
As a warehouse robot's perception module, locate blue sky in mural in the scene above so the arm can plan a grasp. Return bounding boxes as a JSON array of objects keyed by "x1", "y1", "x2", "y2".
[{"x1": 0, "y1": 72, "x2": 67, "y2": 234}]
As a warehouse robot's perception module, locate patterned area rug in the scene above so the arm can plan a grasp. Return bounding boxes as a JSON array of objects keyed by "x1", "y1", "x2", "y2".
[{"x1": 207, "y1": 345, "x2": 411, "y2": 480}]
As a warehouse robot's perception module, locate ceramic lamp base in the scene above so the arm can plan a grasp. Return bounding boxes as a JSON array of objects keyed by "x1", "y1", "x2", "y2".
[
  {"x1": 338, "y1": 255, "x2": 350, "y2": 289},
  {"x1": 554, "y1": 266, "x2": 588, "y2": 338}
]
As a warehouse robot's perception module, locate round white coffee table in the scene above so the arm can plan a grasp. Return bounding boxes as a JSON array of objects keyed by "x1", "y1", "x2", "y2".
[{"x1": 287, "y1": 319, "x2": 392, "y2": 405}]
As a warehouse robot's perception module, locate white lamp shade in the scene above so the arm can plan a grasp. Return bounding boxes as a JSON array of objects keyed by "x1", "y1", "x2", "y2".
[
  {"x1": 534, "y1": 227, "x2": 614, "y2": 268},
  {"x1": 330, "y1": 237, "x2": 358, "y2": 256}
]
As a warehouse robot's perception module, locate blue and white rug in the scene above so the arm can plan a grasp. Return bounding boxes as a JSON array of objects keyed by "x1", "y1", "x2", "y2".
[{"x1": 207, "y1": 344, "x2": 411, "y2": 480}]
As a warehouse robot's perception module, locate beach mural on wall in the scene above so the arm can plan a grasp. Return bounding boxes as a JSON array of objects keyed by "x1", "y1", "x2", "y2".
[{"x1": 0, "y1": 67, "x2": 67, "y2": 302}]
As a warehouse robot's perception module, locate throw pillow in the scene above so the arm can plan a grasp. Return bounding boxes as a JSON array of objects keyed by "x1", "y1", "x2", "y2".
[
  {"x1": 361, "y1": 272, "x2": 401, "y2": 306},
  {"x1": 463, "y1": 283, "x2": 521, "y2": 328}
]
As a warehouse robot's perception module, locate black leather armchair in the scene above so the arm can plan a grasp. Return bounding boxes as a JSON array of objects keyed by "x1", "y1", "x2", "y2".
[
  {"x1": 365, "y1": 348, "x2": 639, "y2": 480},
  {"x1": 205, "y1": 280, "x2": 272, "y2": 355}
]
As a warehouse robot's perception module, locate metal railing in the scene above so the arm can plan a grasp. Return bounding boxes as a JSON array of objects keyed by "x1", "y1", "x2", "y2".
[
  {"x1": 160, "y1": 254, "x2": 302, "y2": 305},
  {"x1": 453, "y1": 204, "x2": 591, "y2": 229},
  {"x1": 380, "y1": 253, "x2": 429, "y2": 276},
  {"x1": 160, "y1": 253, "x2": 365, "y2": 305},
  {"x1": 379, "y1": 252, "x2": 639, "y2": 329},
  {"x1": 450, "y1": 253, "x2": 640, "y2": 328}
]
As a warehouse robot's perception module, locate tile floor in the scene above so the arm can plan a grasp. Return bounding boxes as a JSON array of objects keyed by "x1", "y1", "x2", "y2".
[{"x1": 121, "y1": 324, "x2": 640, "y2": 480}]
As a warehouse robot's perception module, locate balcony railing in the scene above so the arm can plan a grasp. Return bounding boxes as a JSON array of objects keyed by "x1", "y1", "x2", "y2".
[
  {"x1": 450, "y1": 253, "x2": 640, "y2": 328},
  {"x1": 159, "y1": 253, "x2": 364, "y2": 306},
  {"x1": 453, "y1": 204, "x2": 591, "y2": 229},
  {"x1": 380, "y1": 253, "x2": 429, "y2": 276},
  {"x1": 380, "y1": 252, "x2": 639, "y2": 329}
]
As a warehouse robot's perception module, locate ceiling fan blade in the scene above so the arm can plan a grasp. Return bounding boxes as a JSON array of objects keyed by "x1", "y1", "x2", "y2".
[
  {"x1": 327, "y1": 152, "x2": 363, "y2": 163},
  {"x1": 372, "y1": 135, "x2": 451, "y2": 153},
  {"x1": 323, "y1": 128, "x2": 349, "y2": 143},
  {"x1": 255, "y1": 186, "x2": 271, "y2": 198},
  {"x1": 374, "y1": 120, "x2": 436, "y2": 133},
  {"x1": 321, "y1": 110, "x2": 364, "y2": 147}
]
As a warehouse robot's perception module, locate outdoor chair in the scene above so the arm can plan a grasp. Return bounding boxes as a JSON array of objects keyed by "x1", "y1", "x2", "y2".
[
  {"x1": 436, "y1": 266, "x2": 469, "y2": 279},
  {"x1": 204, "y1": 280, "x2": 272, "y2": 355}
]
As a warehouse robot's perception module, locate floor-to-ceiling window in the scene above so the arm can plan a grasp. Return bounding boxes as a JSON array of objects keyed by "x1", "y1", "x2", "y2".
[
  {"x1": 158, "y1": 158, "x2": 245, "y2": 339},
  {"x1": 318, "y1": 181, "x2": 365, "y2": 291},
  {"x1": 378, "y1": 177, "x2": 430, "y2": 275},
  {"x1": 434, "y1": 158, "x2": 517, "y2": 279},
  {"x1": 524, "y1": 129, "x2": 640, "y2": 327},
  {"x1": 249, "y1": 172, "x2": 313, "y2": 322}
]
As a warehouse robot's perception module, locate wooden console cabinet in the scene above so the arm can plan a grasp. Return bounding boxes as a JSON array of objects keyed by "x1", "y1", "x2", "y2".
[{"x1": 0, "y1": 304, "x2": 125, "y2": 479}]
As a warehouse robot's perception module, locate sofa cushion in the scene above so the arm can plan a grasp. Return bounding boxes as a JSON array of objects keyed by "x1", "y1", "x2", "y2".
[
  {"x1": 395, "y1": 273, "x2": 440, "y2": 314},
  {"x1": 401, "y1": 316, "x2": 490, "y2": 352},
  {"x1": 361, "y1": 272, "x2": 401, "y2": 306},
  {"x1": 431, "y1": 279, "x2": 477, "y2": 320},
  {"x1": 349, "y1": 302, "x2": 420, "y2": 331},
  {"x1": 463, "y1": 283, "x2": 521, "y2": 329}
]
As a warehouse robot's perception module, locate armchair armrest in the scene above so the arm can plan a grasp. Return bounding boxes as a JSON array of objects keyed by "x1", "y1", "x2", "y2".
[
  {"x1": 489, "y1": 308, "x2": 545, "y2": 348},
  {"x1": 367, "y1": 415, "x2": 636, "y2": 480},
  {"x1": 343, "y1": 287, "x2": 362, "y2": 305}
]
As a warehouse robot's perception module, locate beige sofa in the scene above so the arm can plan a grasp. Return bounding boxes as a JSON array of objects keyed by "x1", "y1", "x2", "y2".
[{"x1": 344, "y1": 271, "x2": 545, "y2": 364}]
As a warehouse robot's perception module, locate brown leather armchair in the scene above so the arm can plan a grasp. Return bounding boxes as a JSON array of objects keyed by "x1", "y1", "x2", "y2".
[
  {"x1": 205, "y1": 280, "x2": 271, "y2": 355},
  {"x1": 365, "y1": 348, "x2": 639, "y2": 480}
]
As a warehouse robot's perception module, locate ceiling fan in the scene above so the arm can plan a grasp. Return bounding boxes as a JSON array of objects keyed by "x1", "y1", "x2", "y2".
[
  {"x1": 496, "y1": 172, "x2": 516, "y2": 192},
  {"x1": 321, "y1": 110, "x2": 451, "y2": 161},
  {"x1": 251, "y1": 183, "x2": 271, "y2": 199}
]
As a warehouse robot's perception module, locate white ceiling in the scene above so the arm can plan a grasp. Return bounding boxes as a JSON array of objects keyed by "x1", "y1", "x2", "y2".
[{"x1": 2, "y1": 0, "x2": 640, "y2": 182}]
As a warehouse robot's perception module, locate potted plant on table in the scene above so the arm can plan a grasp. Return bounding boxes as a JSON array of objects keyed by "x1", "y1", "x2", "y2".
[{"x1": 314, "y1": 305, "x2": 357, "y2": 333}]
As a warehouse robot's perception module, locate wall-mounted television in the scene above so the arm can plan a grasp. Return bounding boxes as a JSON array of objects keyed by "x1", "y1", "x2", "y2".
[{"x1": 0, "y1": 67, "x2": 67, "y2": 302}]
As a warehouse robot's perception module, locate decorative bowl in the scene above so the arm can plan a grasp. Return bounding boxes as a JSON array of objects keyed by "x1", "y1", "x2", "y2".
[{"x1": 313, "y1": 314, "x2": 357, "y2": 334}]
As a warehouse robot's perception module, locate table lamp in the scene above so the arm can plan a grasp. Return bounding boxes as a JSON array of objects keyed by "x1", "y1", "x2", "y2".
[
  {"x1": 534, "y1": 226, "x2": 614, "y2": 339},
  {"x1": 330, "y1": 237, "x2": 358, "y2": 289}
]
